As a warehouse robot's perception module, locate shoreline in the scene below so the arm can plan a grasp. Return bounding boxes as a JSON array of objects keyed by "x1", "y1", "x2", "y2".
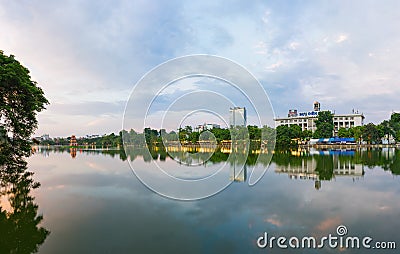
[{"x1": 300, "y1": 143, "x2": 400, "y2": 149}]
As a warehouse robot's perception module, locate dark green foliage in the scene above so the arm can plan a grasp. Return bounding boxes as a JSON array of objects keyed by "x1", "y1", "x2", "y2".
[
  {"x1": 337, "y1": 127, "x2": 351, "y2": 138},
  {"x1": 276, "y1": 125, "x2": 291, "y2": 147},
  {"x1": 313, "y1": 111, "x2": 334, "y2": 138},
  {"x1": 301, "y1": 129, "x2": 313, "y2": 140},
  {"x1": 363, "y1": 123, "x2": 381, "y2": 144},
  {"x1": 389, "y1": 113, "x2": 400, "y2": 142},
  {"x1": 247, "y1": 125, "x2": 261, "y2": 140},
  {"x1": 0, "y1": 51, "x2": 50, "y2": 252},
  {"x1": 210, "y1": 128, "x2": 230, "y2": 142},
  {"x1": 314, "y1": 155, "x2": 334, "y2": 180},
  {"x1": 289, "y1": 124, "x2": 302, "y2": 139},
  {"x1": 275, "y1": 125, "x2": 303, "y2": 147},
  {"x1": 0, "y1": 51, "x2": 49, "y2": 157},
  {"x1": 0, "y1": 161, "x2": 50, "y2": 253}
]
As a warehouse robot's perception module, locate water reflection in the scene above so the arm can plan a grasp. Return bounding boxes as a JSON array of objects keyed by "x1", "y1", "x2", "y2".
[
  {"x1": 33, "y1": 146, "x2": 400, "y2": 186},
  {"x1": 0, "y1": 156, "x2": 49, "y2": 253},
  {"x1": 274, "y1": 149, "x2": 364, "y2": 190},
  {"x1": 28, "y1": 146, "x2": 400, "y2": 253}
]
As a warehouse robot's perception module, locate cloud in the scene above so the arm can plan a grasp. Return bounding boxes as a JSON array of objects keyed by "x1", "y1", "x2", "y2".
[
  {"x1": 1, "y1": 0, "x2": 400, "y2": 135},
  {"x1": 336, "y1": 34, "x2": 348, "y2": 43},
  {"x1": 50, "y1": 101, "x2": 126, "y2": 116}
]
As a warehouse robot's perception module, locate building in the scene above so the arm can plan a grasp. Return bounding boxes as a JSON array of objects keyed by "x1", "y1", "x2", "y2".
[
  {"x1": 194, "y1": 123, "x2": 221, "y2": 132},
  {"x1": 70, "y1": 135, "x2": 78, "y2": 146},
  {"x1": 229, "y1": 107, "x2": 247, "y2": 127},
  {"x1": 274, "y1": 102, "x2": 364, "y2": 136},
  {"x1": 85, "y1": 134, "x2": 100, "y2": 139},
  {"x1": 41, "y1": 134, "x2": 50, "y2": 141}
]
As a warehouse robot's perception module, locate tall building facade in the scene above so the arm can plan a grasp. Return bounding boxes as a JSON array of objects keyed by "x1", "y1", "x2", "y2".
[
  {"x1": 274, "y1": 102, "x2": 364, "y2": 136},
  {"x1": 229, "y1": 107, "x2": 247, "y2": 127}
]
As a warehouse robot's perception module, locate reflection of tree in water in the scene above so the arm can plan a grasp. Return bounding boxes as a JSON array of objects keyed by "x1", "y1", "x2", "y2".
[
  {"x1": 314, "y1": 155, "x2": 334, "y2": 181},
  {"x1": 376, "y1": 149, "x2": 400, "y2": 175},
  {"x1": 122, "y1": 145, "x2": 275, "y2": 167},
  {"x1": 0, "y1": 158, "x2": 50, "y2": 253},
  {"x1": 350, "y1": 148, "x2": 400, "y2": 175},
  {"x1": 388, "y1": 150, "x2": 400, "y2": 175},
  {"x1": 272, "y1": 150, "x2": 311, "y2": 168},
  {"x1": 93, "y1": 145, "x2": 400, "y2": 178},
  {"x1": 1, "y1": 51, "x2": 50, "y2": 252}
]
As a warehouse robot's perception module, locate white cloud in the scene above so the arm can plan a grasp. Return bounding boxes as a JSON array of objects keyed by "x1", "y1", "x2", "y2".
[
  {"x1": 336, "y1": 34, "x2": 348, "y2": 43},
  {"x1": 2, "y1": 0, "x2": 400, "y2": 135}
]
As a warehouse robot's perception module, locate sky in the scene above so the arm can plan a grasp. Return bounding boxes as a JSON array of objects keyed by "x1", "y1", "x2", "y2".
[{"x1": 1, "y1": 0, "x2": 400, "y2": 137}]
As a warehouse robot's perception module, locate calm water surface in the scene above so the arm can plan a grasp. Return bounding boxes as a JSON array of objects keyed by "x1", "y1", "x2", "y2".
[{"x1": 24, "y1": 147, "x2": 400, "y2": 253}]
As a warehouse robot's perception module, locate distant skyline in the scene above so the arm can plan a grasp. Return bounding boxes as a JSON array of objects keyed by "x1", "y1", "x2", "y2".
[{"x1": 1, "y1": 1, "x2": 400, "y2": 137}]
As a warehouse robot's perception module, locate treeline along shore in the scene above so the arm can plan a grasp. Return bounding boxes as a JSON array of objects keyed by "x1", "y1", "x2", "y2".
[{"x1": 37, "y1": 112, "x2": 400, "y2": 149}]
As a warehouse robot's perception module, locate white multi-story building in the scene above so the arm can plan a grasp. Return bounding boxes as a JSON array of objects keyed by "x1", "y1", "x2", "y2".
[
  {"x1": 194, "y1": 123, "x2": 220, "y2": 132},
  {"x1": 229, "y1": 107, "x2": 247, "y2": 127},
  {"x1": 274, "y1": 102, "x2": 364, "y2": 136},
  {"x1": 41, "y1": 134, "x2": 50, "y2": 141}
]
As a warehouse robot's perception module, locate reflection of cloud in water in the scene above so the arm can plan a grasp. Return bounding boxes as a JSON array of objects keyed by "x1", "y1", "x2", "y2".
[
  {"x1": 26, "y1": 148, "x2": 400, "y2": 253},
  {"x1": 315, "y1": 216, "x2": 342, "y2": 232}
]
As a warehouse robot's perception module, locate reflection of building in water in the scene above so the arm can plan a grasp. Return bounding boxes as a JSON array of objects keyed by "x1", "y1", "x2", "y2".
[
  {"x1": 230, "y1": 163, "x2": 247, "y2": 182},
  {"x1": 275, "y1": 154, "x2": 364, "y2": 189},
  {"x1": 32, "y1": 146, "x2": 50, "y2": 157},
  {"x1": 70, "y1": 148, "x2": 77, "y2": 159}
]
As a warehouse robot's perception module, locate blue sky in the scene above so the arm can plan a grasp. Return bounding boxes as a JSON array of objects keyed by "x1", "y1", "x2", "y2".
[{"x1": 1, "y1": 0, "x2": 400, "y2": 137}]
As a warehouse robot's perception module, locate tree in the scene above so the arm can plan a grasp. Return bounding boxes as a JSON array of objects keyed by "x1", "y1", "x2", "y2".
[
  {"x1": 378, "y1": 120, "x2": 393, "y2": 141},
  {"x1": 210, "y1": 128, "x2": 230, "y2": 142},
  {"x1": 1, "y1": 51, "x2": 48, "y2": 156},
  {"x1": 363, "y1": 123, "x2": 380, "y2": 144},
  {"x1": 337, "y1": 127, "x2": 350, "y2": 138},
  {"x1": 247, "y1": 125, "x2": 261, "y2": 140},
  {"x1": 189, "y1": 131, "x2": 200, "y2": 143},
  {"x1": 144, "y1": 128, "x2": 159, "y2": 145},
  {"x1": 389, "y1": 113, "x2": 400, "y2": 142},
  {"x1": 348, "y1": 126, "x2": 363, "y2": 144},
  {"x1": 276, "y1": 125, "x2": 291, "y2": 147},
  {"x1": 289, "y1": 125, "x2": 302, "y2": 139},
  {"x1": 313, "y1": 111, "x2": 334, "y2": 138},
  {"x1": 301, "y1": 129, "x2": 313, "y2": 141},
  {"x1": 261, "y1": 125, "x2": 276, "y2": 145}
]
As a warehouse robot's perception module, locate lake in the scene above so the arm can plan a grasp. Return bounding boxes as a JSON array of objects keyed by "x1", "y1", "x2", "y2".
[{"x1": 13, "y1": 147, "x2": 400, "y2": 253}]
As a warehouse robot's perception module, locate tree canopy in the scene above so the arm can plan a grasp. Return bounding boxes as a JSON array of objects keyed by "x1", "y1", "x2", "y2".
[
  {"x1": 0, "y1": 51, "x2": 48, "y2": 157},
  {"x1": 313, "y1": 111, "x2": 334, "y2": 138},
  {"x1": 1, "y1": 51, "x2": 50, "y2": 252}
]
